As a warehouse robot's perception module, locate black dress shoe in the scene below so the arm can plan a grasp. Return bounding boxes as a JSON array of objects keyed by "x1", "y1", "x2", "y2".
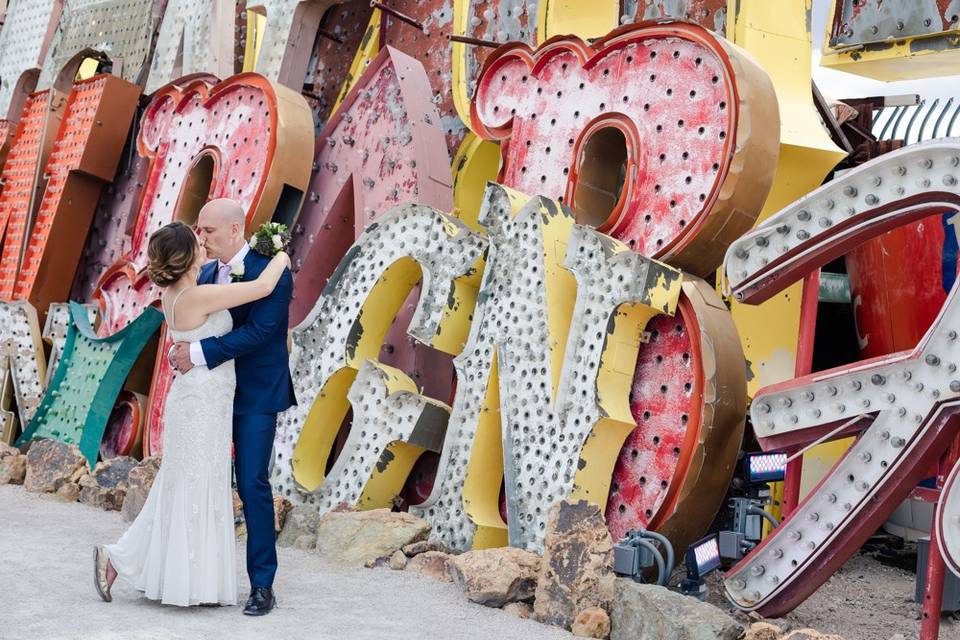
[{"x1": 242, "y1": 587, "x2": 276, "y2": 616}]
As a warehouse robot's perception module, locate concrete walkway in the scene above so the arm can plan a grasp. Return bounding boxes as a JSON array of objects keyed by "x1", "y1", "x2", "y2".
[{"x1": 2, "y1": 485, "x2": 573, "y2": 640}]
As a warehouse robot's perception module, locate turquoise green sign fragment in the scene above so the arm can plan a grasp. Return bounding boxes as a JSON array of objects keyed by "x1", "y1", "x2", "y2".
[{"x1": 17, "y1": 303, "x2": 163, "y2": 468}]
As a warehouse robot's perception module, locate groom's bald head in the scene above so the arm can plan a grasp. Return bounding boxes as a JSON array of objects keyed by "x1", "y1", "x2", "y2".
[{"x1": 196, "y1": 198, "x2": 247, "y2": 262}]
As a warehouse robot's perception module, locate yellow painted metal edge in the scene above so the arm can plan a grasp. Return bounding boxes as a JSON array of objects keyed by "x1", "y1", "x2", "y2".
[
  {"x1": 329, "y1": 7, "x2": 382, "y2": 117},
  {"x1": 536, "y1": 0, "x2": 619, "y2": 44}
]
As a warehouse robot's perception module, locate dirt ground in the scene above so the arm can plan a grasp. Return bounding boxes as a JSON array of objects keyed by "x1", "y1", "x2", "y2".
[
  {"x1": 5, "y1": 482, "x2": 960, "y2": 640},
  {"x1": 704, "y1": 550, "x2": 960, "y2": 640}
]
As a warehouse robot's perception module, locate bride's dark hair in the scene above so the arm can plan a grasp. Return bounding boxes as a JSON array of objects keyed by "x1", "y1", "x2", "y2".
[{"x1": 147, "y1": 221, "x2": 198, "y2": 287}]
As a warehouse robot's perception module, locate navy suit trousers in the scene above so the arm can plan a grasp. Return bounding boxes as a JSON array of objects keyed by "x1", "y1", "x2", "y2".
[{"x1": 234, "y1": 412, "x2": 278, "y2": 589}]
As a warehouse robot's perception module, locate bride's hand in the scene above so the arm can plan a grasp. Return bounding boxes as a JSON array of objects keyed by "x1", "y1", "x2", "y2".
[{"x1": 272, "y1": 251, "x2": 291, "y2": 270}]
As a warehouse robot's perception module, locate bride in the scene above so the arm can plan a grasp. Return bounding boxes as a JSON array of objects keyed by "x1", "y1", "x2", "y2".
[{"x1": 92, "y1": 220, "x2": 289, "y2": 607}]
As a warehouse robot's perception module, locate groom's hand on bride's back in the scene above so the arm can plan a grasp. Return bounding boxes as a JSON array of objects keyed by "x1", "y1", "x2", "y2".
[{"x1": 169, "y1": 342, "x2": 194, "y2": 374}]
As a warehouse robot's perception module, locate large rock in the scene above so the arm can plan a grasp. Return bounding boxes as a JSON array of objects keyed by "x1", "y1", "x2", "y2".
[
  {"x1": 0, "y1": 442, "x2": 20, "y2": 458},
  {"x1": 120, "y1": 456, "x2": 162, "y2": 521},
  {"x1": 572, "y1": 607, "x2": 611, "y2": 639},
  {"x1": 744, "y1": 621, "x2": 782, "y2": 640},
  {"x1": 534, "y1": 500, "x2": 615, "y2": 629},
  {"x1": 293, "y1": 534, "x2": 317, "y2": 551},
  {"x1": 610, "y1": 579, "x2": 742, "y2": 640},
  {"x1": 449, "y1": 547, "x2": 541, "y2": 607},
  {"x1": 364, "y1": 555, "x2": 392, "y2": 569},
  {"x1": 313, "y1": 508, "x2": 430, "y2": 566},
  {"x1": 233, "y1": 489, "x2": 246, "y2": 539},
  {"x1": 403, "y1": 540, "x2": 451, "y2": 557},
  {"x1": 24, "y1": 440, "x2": 88, "y2": 493},
  {"x1": 277, "y1": 505, "x2": 323, "y2": 547},
  {"x1": 0, "y1": 453, "x2": 26, "y2": 485},
  {"x1": 406, "y1": 551, "x2": 453, "y2": 582},
  {"x1": 79, "y1": 456, "x2": 137, "y2": 511},
  {"x1": 233, "y1": 488, "x2": 244, "y2": 520},
  {"x1": 502, "y1": 602, "x2": 533, "y2": 619},
  {"x1": 55, "y1": 482, "x2": 81, "y2": 502}
]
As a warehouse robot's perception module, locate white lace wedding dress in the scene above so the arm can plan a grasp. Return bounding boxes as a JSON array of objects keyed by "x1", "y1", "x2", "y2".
[{"x1": 105, "y1": 294, "x2": 238, "y2": 606}]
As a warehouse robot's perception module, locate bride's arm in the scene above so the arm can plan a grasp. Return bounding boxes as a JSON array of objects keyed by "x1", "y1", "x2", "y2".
[{"x1": 191, "y1": 252, "x2": 290, "y2": 316}]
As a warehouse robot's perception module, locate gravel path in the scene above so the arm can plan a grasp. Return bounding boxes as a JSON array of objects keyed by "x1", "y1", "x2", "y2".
[
  {"x1": 2, "y1": 485, "x2": 573, "y2": 640},
  {"x1": 703, "y1": 543, "x2": 960, "y2": 640}
]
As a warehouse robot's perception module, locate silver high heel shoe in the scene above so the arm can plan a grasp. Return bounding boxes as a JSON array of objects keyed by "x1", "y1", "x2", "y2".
[{"x1": 93, "y1": 545, "x2": 112, "y2": 602}]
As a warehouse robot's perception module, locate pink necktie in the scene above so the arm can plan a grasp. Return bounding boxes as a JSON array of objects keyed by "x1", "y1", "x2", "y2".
[{"x1": 217, "y1": 262, "x2": 232, "y2": 284}]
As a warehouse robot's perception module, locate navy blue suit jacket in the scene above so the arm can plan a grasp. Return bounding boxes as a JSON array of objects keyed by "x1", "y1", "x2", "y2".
[{"x1": 197, "y1": 250, "x2": 297, "y2": 416}]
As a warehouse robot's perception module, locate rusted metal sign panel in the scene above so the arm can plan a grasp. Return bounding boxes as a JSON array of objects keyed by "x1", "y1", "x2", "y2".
[
  {"x1": 829, "y1": 0, "x2": 959, "y2": 47},
  {"x1": 623, "y1": 0, "x2": 728, "y2": 35},
  {"x1": 289, "y1": 46, "x2": 453, "y2": 325},
  {"x1": 69, "y1": 152, "x2": 149, "y2": 304},
  {"x1": 450, "y1": 0, "x2": 540, "y2": 130},
  {"x1": 253, "y1": 0, "x2": 337, "y2": 88},
  {"x1": 821, "y1": 0, "x2": 960, "y2": 80},
  {"x1": 303, "y1": 0, "x2": 374, "y2": 126}
]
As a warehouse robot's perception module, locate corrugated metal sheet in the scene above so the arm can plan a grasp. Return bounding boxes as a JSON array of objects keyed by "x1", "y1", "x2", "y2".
[{"x1": 873, "y1": 98, "x2": 960, "y2": 143}]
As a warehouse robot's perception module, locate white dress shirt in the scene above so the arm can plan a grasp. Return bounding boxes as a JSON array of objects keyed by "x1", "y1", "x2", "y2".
[{"x1": 188, "y1": 243, "x2": 250, "y2": 367}]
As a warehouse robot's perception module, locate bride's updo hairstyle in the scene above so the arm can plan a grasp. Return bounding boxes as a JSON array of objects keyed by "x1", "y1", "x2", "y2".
[{"x1": 147, "y1": 221, "x2": 198, "y2": 287}]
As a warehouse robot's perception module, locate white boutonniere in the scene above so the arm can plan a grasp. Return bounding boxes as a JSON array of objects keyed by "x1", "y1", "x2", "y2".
[{"x1": 229, "y1": 260, "x2": 245, "y2": 282}]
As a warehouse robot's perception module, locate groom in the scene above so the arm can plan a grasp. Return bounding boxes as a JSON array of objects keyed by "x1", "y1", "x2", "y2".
[{"x1": 169, "y1": 198, "x2": 296, "y2": 616}]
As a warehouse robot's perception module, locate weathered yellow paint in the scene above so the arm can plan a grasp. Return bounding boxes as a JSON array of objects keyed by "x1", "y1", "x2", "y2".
[
  {"x1": 822, "y1": 45, "x2": 960, "y2": 81},
  {"x1": 462, "y1": 356, "x2": 508, "y2": 549},
  {"x1": 727, "y1": 1, "x2": 846, "y2": 173},
  {"x1": 450, "y1": 0, "x2": 479, "y2": 133},
  {"x1": 241, "y1": 8, "x2": 268, "y2": 73},
  {"x1": 798, "y1": 436, "x2": 855, "y2": 500},
  {"x1": 763, "y1": 476, "x2": 783, "y2": 537},
  {"x1": 292, "y1": 252, "x2": 477, "y2": 492},
  {"x1": 536, "y1": 0, "x2": 619, "y2": 43},
  {"x1": 358, "y1": 441, "x2": 425, "y2": 508},
  {"x1": 75, "y1": 57, "x2": 101, "y2": 81},
  {"x1": 725, "y1": 1, "x2": 845, "y2": 398},
  {"x1": 463, "y1": 187, "x2": 681, "y2": 542},
  {"x1": 726, "y1": 0, "x2": 848, "y2": 507},
  {"x1": 292, "y1": 367, "x2": 357, "y2": 492},
  {"x1": 571, "y1": 233, "x2": 681, "y2": 507},
  {"x1": 458, "y1": 184, "x2": 531, "y2": 549},
  {"x1": 820, "y1": 0, "x2": 960, "y2": 80},
  {"x1": 355, "y1": 363, "x2": 431, "y2": 510},
  {"x1": 538, "y1": 202, "x2": 577, "y2": 400},
  {"x1": 573, "y1": 301, "x2": 666, "y2": 506},
  {"x1": 647, "y1": 271, "x2": 682, "y2": 316},
  {"x1": 330, "y1": 7, "x2": 382, "y2": 117},
  {"x1": 451, "y1": 132, "x2": 501, "y2": 233}
]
